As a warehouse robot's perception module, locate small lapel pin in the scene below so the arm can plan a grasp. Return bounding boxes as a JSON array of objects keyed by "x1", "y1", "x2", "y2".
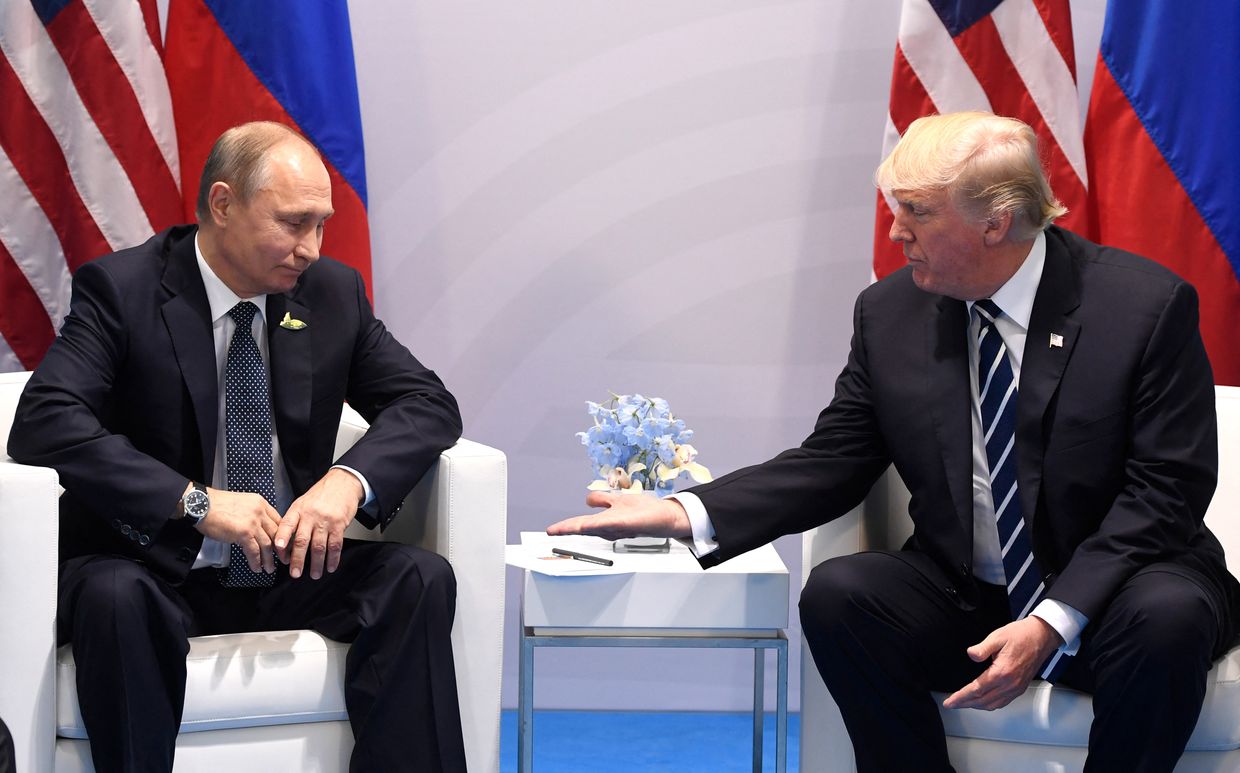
[
  {"x1": 1049, "y1": 333, "x2": 1064, "y2": 348},
  {"x1": 279, "y1": 312, "x2": 307, "y2": 330}
]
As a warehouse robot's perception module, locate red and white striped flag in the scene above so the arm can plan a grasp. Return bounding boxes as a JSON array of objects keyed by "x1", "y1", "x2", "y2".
[
  {"x1": 874, "y1": 0, "x2": 1088, "y2": 279},
  {"x1": 0, "y1": 0, "x2": 180, "y2": 372}
]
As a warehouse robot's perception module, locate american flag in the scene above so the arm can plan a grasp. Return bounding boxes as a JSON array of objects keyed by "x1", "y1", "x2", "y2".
[
  {"x1": 874, "y1": 0, "x2": 1088, "y2": 279},
  {"x1": 0, "y1": 0, "x2": 180, "y2": 372}
]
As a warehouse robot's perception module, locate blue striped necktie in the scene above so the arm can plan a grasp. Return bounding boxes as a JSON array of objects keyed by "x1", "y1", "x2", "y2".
[
  {"x1": 975, "y1": 299, "x2": 1070, "y2": 681},
  {"x1": 221, "y1": 301, "x2": 278, "y2": 587}
]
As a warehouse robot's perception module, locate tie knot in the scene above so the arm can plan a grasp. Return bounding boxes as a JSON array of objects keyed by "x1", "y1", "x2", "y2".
[
  {"x1": 228, "y1": 301, "x2": 259, "y2": 327},
  {"x1": 974, "y1": 298, "x2": 1003, "y2": 326}
]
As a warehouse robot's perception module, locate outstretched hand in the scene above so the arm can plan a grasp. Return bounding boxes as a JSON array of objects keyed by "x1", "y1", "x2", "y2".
[
  {"x1": 546, "y1": 490, "x2": 693, "y2": 541},
  {"x1": 942, "y1": 616, "x2": 1063, "y2": 711}
]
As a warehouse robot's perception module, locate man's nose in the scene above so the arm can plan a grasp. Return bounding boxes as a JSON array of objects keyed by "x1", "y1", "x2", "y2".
[
  {"x1": 889, "y1": 215, "x2": 911, "y2": 243},
  {"x1": 294, "y1": 229, "x2": 321, "y2": 263}
]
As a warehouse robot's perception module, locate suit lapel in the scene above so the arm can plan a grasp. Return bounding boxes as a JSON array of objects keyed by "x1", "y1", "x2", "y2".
[
  {"x1": 267, "y1": 293, "x2": 313, "y2": 489},
  {"x1": 927, "y1": 295, "x2": 976, "y2": 542},
  {"x1": 160, "y1": 231, "x2": 218, "y2": 479},
  {"x1": 1017, "y1": 229, "x2": 1081, "y2": 530}
]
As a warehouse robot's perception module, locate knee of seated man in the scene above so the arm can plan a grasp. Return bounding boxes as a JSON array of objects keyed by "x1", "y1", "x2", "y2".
[
  {"x1": 800, "y1": 555, "x2": 880, "y2": 630},
  {"x1": 68, "y1": 558, "x2": 174, "y2": 627},
  {"x1": 1101, "y1": 571, "x2": 1217, "y2": 662},
  {"x1": 380, "y1": 544, "x2": 457, "y2": 597}
]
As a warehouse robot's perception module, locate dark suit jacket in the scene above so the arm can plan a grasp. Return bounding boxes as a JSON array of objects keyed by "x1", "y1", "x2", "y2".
[
  {"x1": 8, "y1": 225, "x2": 462, "y2": 583},
  {"x1": 692, "y1": 226, "x2": 1236, "y2": 624}
]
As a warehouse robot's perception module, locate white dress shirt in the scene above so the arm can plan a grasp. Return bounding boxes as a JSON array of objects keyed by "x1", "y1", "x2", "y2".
[
  {"x1": 676, "y1": 231, "x2": 1088, "y2": 655},
  {"x1": 191, "y1": 236, "x2": 373, "y2": 568}
]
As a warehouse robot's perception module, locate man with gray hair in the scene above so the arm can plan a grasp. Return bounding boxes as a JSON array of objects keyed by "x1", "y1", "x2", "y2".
[
  {"x1": 10, "y1": 121, "x2": 467, "y2": 772},
  {"x1": 550, "y1": 111, "x2": 1239, "y2": 771}
]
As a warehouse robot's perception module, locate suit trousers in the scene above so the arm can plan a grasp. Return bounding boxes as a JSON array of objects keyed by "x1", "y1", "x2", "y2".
[
  {"x1": 57, "y1": 538, "x2": 466, "y2": 773},
  {"x1": 800, "y1": 550, "x2": 1230, "y2": 773}
]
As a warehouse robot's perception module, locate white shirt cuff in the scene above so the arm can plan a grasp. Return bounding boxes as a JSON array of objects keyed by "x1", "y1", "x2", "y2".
[
  {"x1": 1031, "y1": 599, "x2": 1089, "y2": 656},
  {"x1": 668, "y1": 492, "x2": 719, "y2": 557},
  {"x1": 331, "y1": 464, "x2": 375, "y2": 508}
]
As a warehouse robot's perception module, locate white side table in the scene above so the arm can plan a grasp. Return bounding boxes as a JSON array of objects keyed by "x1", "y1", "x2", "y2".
[{"x1": 510, "y1": 533, "x2": 790, "y2": 772}]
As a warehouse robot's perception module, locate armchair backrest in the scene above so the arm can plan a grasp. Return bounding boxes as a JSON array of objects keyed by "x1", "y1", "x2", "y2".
[{"x1": 1210, "y1": 385, "x2": 1240, "y2": 572}]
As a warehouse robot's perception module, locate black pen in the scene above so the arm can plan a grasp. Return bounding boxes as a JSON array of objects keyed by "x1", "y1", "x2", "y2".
[{"x1": 552, "y1": 547, "x2": 614, "y2": 566}]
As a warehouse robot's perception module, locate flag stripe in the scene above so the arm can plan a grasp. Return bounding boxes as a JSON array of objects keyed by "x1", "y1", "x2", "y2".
[
  {"x1": 1, "y1": 0, "x2": 179, "y2": 372},
  {"x1": 990, "y1": 0, "x2": 1085, "y2": 185},
  {"x1": 0, "y1": 143, "x2": 74, "y2": 324},
  {"x1": 888, "y1": 46, "x2": 938, "y2": 135},
  {"x1": 898, "y1": 0, "x2": 990, "y2": 115},
  {"x1": 44, "y1": 1, "x2": 182, "y2": 230},
  {"x1": 82, "y1": 0, "x2": 180, "y2": 181},
  {"x1": 0, "y1": 237, "x2": 55, "y2": 370},
  {"x1": 952, "y1": 16, "x2": 1090, "y2": 238},
  {"x1": 0, "y1": 0, "x2": 152, "y2": 252},
  {"x1": 1030, "y1": 0, "x2": 1076, "y2": 80},
  {"x1": 0, "y1": 49, "x2": 111, "y2": 271}
]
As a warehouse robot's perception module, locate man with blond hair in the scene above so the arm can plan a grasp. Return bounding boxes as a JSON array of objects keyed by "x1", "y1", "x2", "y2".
[
  {"x1": 550, "y1": 111, "x2": 1239, "y2": 771},
  {"x1": 10, "y1": 121, "x2": 466, "y2": 772}
]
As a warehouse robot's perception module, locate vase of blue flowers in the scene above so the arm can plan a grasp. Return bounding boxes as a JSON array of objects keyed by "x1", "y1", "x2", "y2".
[{"x1": 578, "y1": 393, "x2": 713, "y2": 551}]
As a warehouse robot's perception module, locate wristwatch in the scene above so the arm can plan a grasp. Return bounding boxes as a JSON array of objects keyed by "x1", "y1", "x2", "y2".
[{"x1": 178, "y1": 482, "x2": 210, "y2": 526}]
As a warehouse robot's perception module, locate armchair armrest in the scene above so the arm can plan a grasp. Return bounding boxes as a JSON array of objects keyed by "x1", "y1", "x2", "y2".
[
  {"x1": 0, "y1": 459, "x2": 60, "y2": 773},
  {"x1": 337, "y1": 406, "x2": 507, "y2": 773}
]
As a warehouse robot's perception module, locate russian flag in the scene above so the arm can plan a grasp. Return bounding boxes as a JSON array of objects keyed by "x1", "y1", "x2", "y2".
[
  {"x1": 1085, "y1": 0, "x2": 1240, "y2": 386},
  {"x1": 163, "y1": 0, "x2": 372, "y2": 294}
]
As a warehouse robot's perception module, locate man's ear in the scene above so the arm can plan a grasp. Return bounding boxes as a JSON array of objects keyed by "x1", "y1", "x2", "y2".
[
  {"x1": 206, "y1": 181, "x2": 234, "y2": 228},
  {"x1": 982, "y1": 210, "x2": 1014, "y2": 246}
]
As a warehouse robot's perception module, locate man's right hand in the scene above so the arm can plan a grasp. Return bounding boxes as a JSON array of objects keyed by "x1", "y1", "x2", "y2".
[
  {"x1": 194, "y1": 488, "x2": 283, "y2": 575},
  {"x1": 546, "y1": 490, "x2": 693, "y2": 540}
]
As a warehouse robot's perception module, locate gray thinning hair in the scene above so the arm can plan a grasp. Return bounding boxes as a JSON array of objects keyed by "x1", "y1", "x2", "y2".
[{"x1": 195, "y1": 121, "x2": 319, "y2": 221}]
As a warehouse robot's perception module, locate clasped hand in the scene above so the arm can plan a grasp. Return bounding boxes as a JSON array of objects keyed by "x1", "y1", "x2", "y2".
[
  {"x1": 196, "y1": 468, "x2": 363, "y2": 580},
  {"x1": 941, "y1": 616, "x2": 1063, "y2": 711}
]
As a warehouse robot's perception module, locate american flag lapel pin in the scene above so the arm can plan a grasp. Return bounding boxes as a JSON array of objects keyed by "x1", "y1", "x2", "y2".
[{"x1": 1049, "y1": 333, "x2": 1064, "y2": 348}]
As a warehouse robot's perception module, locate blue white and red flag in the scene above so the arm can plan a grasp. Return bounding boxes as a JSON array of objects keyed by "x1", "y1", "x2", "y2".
[
  {"x1": 164, "y1": 0, "x2": 373, "y2": 294},
  {"x1": 1085, "y1": 0, "x2": 1240, "y2": 386}
]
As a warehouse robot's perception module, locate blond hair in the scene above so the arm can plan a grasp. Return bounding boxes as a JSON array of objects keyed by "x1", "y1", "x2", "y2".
[
  {"x1": 875, "y1": 112, "x2": 1066, "y2": 238},
  {"x1": 195, "y1": 121, "x2": 319, "y2": 221}
]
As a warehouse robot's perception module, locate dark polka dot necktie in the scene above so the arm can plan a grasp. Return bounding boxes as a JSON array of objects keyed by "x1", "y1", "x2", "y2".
[
  {"x1": 975, "y1": 299, "x2": 1070, "y2": 681},
  {"x1": 221, "y1": 301, "x2": 278, "y2": 587}
]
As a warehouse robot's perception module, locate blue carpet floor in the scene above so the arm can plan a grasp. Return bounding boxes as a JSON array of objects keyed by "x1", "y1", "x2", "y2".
[{"x1": 499, "y1": 710, "x2": 801, "y2": 772}]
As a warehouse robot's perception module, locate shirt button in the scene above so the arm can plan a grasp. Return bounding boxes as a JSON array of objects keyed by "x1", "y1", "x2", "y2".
[
  {"x1": 138, "y1": 534, "x2": 151, "y2": 547},
  {"x1": 120, "y1": 524, "x2": 132, "y2": 536}
]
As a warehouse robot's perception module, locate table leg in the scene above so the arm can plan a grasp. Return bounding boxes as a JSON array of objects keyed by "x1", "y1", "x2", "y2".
[
  {"x1": 518, "y1": 627, "x2": 534, "y2": 772},
  {"x1": 776, "y1": 638, "x2": 788, "y2": 773},
  {"x1": 753, "y1": 646, "x2": 765, "y2": 773}
]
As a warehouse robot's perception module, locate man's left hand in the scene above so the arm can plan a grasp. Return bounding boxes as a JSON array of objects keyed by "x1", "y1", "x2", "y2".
[
  {"x1": 276, "y1": 468, "x2": 363, "y2": 579},
  {"x1": 942, "y1": 616, "x2": 1063, "y2": 711}
]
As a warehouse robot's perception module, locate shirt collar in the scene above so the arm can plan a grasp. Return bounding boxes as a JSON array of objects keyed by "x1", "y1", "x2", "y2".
[
  {"x1": 194, "y1": 232, "x2": 268, "y2": 325},
  {"x1": 967, "y1": 231, "x2": 1045, "y2": 330}
]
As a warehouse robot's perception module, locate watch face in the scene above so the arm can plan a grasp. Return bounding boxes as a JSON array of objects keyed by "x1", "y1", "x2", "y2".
[{"x1": 184, "y1": 489, "x2": 210, "y2": 521}]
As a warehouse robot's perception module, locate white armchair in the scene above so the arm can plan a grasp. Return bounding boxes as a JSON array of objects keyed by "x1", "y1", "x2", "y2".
[
  {"x1": 800, "y1": 385, "x2": 1240, "y2": 772},
  {"x1": 0, "y1": 370, "x2": 508, "y2": 773}
]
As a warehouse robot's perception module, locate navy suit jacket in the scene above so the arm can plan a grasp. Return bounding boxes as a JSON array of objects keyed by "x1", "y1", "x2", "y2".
[
  {"x1": 691, "y1": 226, "x2": 1236, "y2": 624},
  {"x1": 9, "y1": 225, "x2": 462, "y2": 582}
]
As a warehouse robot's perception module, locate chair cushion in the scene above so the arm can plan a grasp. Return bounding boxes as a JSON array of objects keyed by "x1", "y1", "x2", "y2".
[
  {"x1": 937, "y1": 645, "x2": 1240, "y2": 751},
  {"x1": 57, "y1": 630, "x2": 348, "y2": 738}
]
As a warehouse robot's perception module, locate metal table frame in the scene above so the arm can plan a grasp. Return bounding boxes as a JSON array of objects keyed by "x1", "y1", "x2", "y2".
[{"x1": 517, "y1": 607, "x2": 789, "y2": 772}]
